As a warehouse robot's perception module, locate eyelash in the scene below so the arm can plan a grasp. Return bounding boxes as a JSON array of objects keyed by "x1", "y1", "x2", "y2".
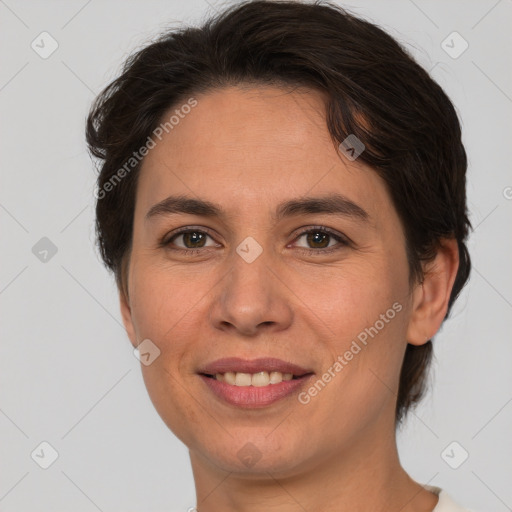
[{"x1": 160, "y1": 225, "x2": 351, "y2": 256}]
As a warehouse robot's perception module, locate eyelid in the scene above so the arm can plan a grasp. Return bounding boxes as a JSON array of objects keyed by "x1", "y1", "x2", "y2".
[
  {"x1": 290, "y1": 225, "x2": 350, "y2": 242},
  {"x1": 160, "y1": 226, "x2": 220, "y2": 248},
  {"x1": 289, "y1": 225, "x2": 351, "y2": 252}
]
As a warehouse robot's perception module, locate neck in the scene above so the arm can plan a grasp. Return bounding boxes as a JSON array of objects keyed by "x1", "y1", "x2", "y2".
[{"x1": 188, "y1": 417, "x2": 438, "y2": 512}]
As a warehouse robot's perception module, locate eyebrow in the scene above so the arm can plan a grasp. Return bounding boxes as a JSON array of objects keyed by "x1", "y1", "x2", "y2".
[{"x1": 145, "y1": 193, "x2": 369, "y2": 223}]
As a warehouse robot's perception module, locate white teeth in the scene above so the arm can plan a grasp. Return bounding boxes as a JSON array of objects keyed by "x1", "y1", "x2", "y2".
[
  {"x1": 235, "y1": 372, "x2": 252, "y2": 386},
  {"x1": 252, "y1": 371, "x2": 270, "y2": 387},
  {"x1": 213, "y1": 371, "x2": 295, "y2": 386},
  {"x1": 224, "y1": 372, "x2": 236, "y2": 385}
]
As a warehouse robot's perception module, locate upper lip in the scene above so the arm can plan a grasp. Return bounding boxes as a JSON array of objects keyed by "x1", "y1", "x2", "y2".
[{"x1": 198, "y1": 357, "x2": 313, "y2": 377}]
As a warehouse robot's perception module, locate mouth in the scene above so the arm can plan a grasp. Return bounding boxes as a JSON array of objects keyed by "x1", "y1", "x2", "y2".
[{"x1": 197, "y1": 357, "x2": 314, "y2": 408}]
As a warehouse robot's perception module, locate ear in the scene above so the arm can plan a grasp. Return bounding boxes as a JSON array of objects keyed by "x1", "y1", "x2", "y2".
[
  {"x1": 119, "y1": 289, "x2": 138, "y2": 348},
  {"x1": 406, "y1": 238, "x2": 459, "y2": 346}
]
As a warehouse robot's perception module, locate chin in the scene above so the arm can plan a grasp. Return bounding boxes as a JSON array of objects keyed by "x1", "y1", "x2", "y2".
[{"x1": 190, "y1": 428, "x2": 318, "y2": 478}]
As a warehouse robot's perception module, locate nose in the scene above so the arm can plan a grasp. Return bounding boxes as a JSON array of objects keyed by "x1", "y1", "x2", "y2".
[{"x1": 209, "y1": 248, "x2": 294, "y2": 337}]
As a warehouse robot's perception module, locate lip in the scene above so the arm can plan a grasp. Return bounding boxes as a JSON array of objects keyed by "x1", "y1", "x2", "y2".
[
  {"x1": 200, "y1": 374, "x2": 313, "y2": 408},
  {"x1": 197, "y1": 357, "x2": 312, "y2": 376},
  {"x1": 197, "y1": 357, "x2": 314, "y2": 408}
]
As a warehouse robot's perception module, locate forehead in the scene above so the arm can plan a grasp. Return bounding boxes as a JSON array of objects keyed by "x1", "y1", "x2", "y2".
[{"x1": 135, "y1": 85, "x2": 391, "y2": 223}]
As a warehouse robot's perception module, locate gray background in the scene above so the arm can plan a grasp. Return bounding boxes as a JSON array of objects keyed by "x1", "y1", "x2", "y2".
[{"x1": 1, "y1": 0, "x2": 511, "y2": 510}]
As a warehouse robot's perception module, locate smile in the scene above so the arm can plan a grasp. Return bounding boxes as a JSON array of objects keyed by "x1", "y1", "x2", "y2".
[{"x1": 197, "y1": 357, "x2": 314, "y2": 408}]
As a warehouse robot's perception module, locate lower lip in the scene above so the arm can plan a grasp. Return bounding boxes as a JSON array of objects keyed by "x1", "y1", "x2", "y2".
[{"x1": 199, "y1": 374, "x2": 313, "y2": 408}]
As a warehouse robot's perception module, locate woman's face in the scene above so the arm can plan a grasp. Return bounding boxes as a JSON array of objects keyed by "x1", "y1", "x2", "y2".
[{"x1": 121, "y1": 85, "x2": 422, "y2": 476}]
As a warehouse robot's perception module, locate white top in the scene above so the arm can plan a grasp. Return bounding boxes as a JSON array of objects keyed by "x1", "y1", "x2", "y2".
[{"x1": 426, "y1": 485, "x2": 473, "y2": 511}]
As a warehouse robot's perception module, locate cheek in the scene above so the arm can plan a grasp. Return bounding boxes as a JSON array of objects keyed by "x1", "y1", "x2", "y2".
[
  {"x1": 128, "y1": 258, "x2": 213, "y2": 343},
  {"x1": 335, "y1": 260, "x2": 410, "y2": 377},
  {"x1": 294, "y1": 253, "x2": 409, "y2": 341},
  {"x1": 138, "y1": 361, "x2": 208, "y2": 450},
  {"x1": 293, "y1": 257, "x2": 410, "y2": 420},
  {"x1": 127, "y1": 262, "x2": 212, "y2": 445},
  {"x1": 127, "y1": 262, "x2": 198, "y2": 374}
]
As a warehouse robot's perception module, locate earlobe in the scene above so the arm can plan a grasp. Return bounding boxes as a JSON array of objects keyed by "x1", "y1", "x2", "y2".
[
  {"x1": 119, "y1": 289, "x2": 138, "y2": 348},
  {"x1": 406, "y1": 238, "x2": 459, "y2": 346}
]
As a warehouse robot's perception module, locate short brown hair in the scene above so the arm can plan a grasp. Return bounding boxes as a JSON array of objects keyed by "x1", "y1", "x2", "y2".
[{"x1": 86, "y1": 0, "x2": 471, "y2": 423}]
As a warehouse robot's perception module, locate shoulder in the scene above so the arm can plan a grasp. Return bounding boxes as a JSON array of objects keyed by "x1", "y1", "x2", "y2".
[{"x1": 425, "y1": 485, "x2": 477, "y2": 512}]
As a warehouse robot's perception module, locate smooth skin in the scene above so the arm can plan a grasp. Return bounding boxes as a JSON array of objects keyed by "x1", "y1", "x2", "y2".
[{"x1": 120, "y1": 85, "x2": 459, "y2": 512}]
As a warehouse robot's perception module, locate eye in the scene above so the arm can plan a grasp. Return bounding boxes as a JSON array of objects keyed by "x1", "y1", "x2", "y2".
[
  {"x1": 292, "y1": 227, "x2": 350, "y2": 254},
  {"x1": 161, "y1": 228, "x2": 219, "y2": 254},
  {"x1": 160, "y1": 226, "x2": 350, "y2": 256}
]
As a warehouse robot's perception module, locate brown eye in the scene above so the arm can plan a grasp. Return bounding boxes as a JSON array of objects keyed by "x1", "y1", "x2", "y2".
[
  {"x1": 305, "y1": 231, "x2": 331, "y2": 249},
  {"x1": 179, "y1": 231, "x2": 208, "y2": 249},
  {"x1": 294, "y1": 228, "x2": 348, "y2": 252},
  {"x1": 162, "y1": 228, "x2": 219, "y2": 253}
]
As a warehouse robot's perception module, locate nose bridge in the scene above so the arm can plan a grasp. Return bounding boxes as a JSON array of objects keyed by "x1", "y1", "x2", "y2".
[{"x1": 210, "y1": 237, "x2": 293, "y2": 335}]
